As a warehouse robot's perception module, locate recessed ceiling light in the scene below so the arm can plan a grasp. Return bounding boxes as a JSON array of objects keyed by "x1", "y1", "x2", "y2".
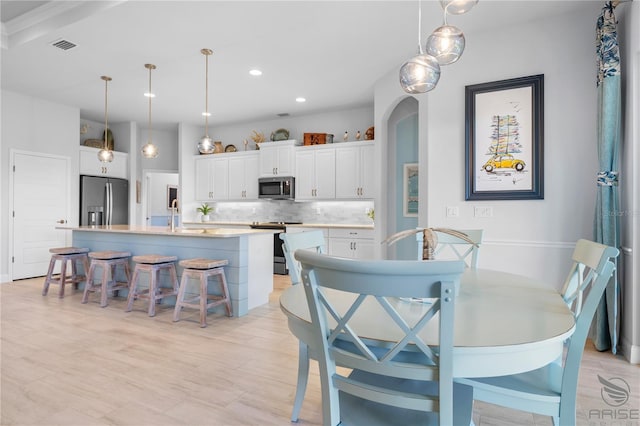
[
  {"x1": 296, "y1": 97, "x2": 306, "y2": 103},
  {"x1": 249, "y1": 69, "x2": 263, "y2": 76},
  {"x1": 144, "y1": 92, "x2": 155, "y2": 98},
  {"x1": 202, "y1": 112, "x2": 211, "y2": 117}
]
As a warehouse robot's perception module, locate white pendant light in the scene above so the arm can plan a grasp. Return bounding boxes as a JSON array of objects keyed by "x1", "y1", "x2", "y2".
[
  {"x1": 98, "y1": 76, "x2": 114, "y2": 163},
  {"x1": 197, "y1": 48, "x2": 215, "y2": 154},
  {"x1": 141, "y1": 63, "x2": 159, "y2": 159},
  {"x1": 399, "y1": 1, "x2": 441, "y2": 94},
  {"x1": 439, "y1": 0, "x2": 478, "y2": 15}
]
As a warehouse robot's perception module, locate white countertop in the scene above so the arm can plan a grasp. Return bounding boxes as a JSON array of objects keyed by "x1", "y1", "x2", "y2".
[{"x1": 59, "y1": 225, "x2": 277, "y2": 238}]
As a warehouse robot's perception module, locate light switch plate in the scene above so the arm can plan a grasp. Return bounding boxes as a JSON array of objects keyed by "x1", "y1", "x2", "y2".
[
  {"x1": 446, "y1": 206, "x2": 459, "y2": 217},
  {"x1": 474, "y1": 206, "x2": 493, "y2": 218}
]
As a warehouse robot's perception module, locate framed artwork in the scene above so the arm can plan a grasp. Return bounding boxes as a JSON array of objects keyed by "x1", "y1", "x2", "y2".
[
  {"x1": 167, "y1": 185, "x2": 178, "y2": 209},
  {"x1": 465, "y1": 74, "x2": 544, "y2": 200},
  {"x1": 403, "y1": 163, "x2": 419, "y2": 217}
]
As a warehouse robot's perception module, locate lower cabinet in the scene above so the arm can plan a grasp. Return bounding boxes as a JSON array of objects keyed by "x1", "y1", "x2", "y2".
[{"x1": 328, "y1": 228, "x2": 375, "y2": 259}]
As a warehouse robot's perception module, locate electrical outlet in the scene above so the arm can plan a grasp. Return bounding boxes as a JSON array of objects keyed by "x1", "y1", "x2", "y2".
[
  {"x1": 446, "y1": 206, "x2": 459, "y2": 217},
  {"x1": 474, "y1": 206, "x2": 493, "y2": 218}
]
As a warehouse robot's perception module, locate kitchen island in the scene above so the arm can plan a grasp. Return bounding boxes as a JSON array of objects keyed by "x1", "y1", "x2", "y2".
[{"x1": 63, "y1": 225, "x2": 275, "y2": 316}]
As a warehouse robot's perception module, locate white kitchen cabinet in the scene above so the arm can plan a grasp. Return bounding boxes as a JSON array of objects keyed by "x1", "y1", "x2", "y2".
[
  {"x1": 259, "y1": 139, "x2": 296, "y2": 177},
  {"x1": 295, "y1": 145, "x2": 335, "y2": 200},
  {"x1": 335, "y1": 141, "x2": 374, "y2": 199},
  {"x1": 195, "y1": 155, "x2": 227, "y2": 201},
  {"x1": 196, "y1": 152, "x2": 258, "y2": 201},
  {"x1": 327, "y1": 228, "x2": 374, "y2": 259},
  {"x1": 228, "y1": 152, "x2": 259, "y2": 200},
  {"x1": 79, "y1": 146, "x2": 128, "y2": 179}
]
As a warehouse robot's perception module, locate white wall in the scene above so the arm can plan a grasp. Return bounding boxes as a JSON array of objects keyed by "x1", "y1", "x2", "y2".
[
  {"x1": 206, "y1": 106, "x2": 374, "y2": 151},
  {"x1": 0, "y1": 91, "x2": 80, "y2": 281},
  {"x1": 375, "y1": 3, "x2": 603, "y2": 286}
]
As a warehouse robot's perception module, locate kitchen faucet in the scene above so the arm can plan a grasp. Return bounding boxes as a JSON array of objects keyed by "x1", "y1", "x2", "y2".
[{"x1": 170, "y1": 198, "x2": 179, "y2": 232}]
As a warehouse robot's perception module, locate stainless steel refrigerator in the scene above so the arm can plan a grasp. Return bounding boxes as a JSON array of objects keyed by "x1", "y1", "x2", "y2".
[{"x1": 80, "y1": 175, "x2": 129, "y2": 226}]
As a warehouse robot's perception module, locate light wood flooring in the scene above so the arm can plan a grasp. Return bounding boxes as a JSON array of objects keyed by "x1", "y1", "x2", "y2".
[{"x1": 1, "y1": 275, "x2": 637, "y2": 426}]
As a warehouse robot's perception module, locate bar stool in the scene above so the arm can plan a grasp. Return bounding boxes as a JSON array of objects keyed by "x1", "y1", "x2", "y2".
[
  {"x1": 42, "y1": 247, "x2": 90, "y2": 298},
  {"x1": 173, "y1": 258, "x2": 233, "y2": 327},
  {"x1": 82, "y1": 250, "x2": 132, "y2": 307},
  {"x1": 125, "y1": 254, "x2": 179, "y2": 317}
]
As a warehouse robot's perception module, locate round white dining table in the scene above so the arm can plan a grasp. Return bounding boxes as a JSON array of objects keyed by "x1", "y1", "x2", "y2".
[{"x1": 279, "y1": 268, "x2": 575, "y2": 378}]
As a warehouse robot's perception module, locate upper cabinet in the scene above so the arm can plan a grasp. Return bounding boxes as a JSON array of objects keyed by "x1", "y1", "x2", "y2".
[
  {"x1": 295, "y1": 145, "x2": 336, "y2": 200},
  {"x1": 335, "y1": 141, "x2": 374, "y2": 199},
  {"x1": 228, "y1": 152, "x2": 259, "y2": 200},
  {"x1": 195, "y1": 151, "x2": 259, "y2": 201},
  {"x1": 79, "y1": 146, "x2": 128, "y2": 179},
  {"x1": 259, "y1": 139, "x2": 297, "y2": 177}
]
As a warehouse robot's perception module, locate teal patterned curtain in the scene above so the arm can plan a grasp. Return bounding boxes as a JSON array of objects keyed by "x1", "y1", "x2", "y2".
[{"x1": 592, "y1": 1, "x2": 621, "y2": 353}]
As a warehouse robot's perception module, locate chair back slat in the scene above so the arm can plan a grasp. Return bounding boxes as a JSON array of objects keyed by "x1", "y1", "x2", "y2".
[
  {"x1": 280, "y1": 230, "x2": 326, "y2": 285},
  {"x1": 297, "y1": 250, "x2": 464, "y2": 425},
  {"x1": 560, "y1": 239, "x2": 619, "y2": 315}
]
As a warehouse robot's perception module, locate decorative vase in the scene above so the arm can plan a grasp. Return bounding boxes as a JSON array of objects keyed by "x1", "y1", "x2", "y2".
[
  {"x1": 201, "y1": 214, "x2": 210, "y2": 222},
  {"x1": 213, "y1": 141, "x2": 224, "y2": 154}
]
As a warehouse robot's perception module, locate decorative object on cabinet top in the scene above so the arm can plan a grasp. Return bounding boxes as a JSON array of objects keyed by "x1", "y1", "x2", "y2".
[
  {"x1": 213, "y1": 141, "x2": 224, "y2": 154},
  {"x1": 365, "y1": 126, "x2": 375, "y2": 140},
  {"x1": 303, "y1": 133, "x2": 333, "y2": 145},
  {"x1": 270, "y1": 128, "x2": 290, "y2": 141},
  {"x1": 225, "y1": 144, "x2": 237, "y2": 152}
]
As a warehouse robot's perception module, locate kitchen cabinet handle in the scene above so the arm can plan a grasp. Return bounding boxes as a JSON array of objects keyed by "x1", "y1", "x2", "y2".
[{"x1": 56, "y1": 219, "x2": 67, "y2": 224}]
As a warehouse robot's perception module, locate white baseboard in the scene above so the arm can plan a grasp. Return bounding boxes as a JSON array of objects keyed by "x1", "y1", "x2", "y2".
[
  {"x1": 620, "y1": 336, "x2": 640, "y2": 364},
  {"x1": 0, "y1": 274, "x2": 10, "y2": 284}
]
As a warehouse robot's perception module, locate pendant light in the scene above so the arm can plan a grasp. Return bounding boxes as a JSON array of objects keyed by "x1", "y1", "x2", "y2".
[
  {"x1": 197, "y1": 48, "x2": 215, "y2": 154},
  {"x1": 425, "y1": 14, "x2": 465, "y2": 65},
  {"x1": 141, "y1": 63, "x2": 159, "y2": 158},
  {"x1": 97, "y1": 76, "x2": 114, "y2": 163},
  {"x1": 439, "y1": 0, "x2": 478, "y2": 15},
  {"x1": 399, "y1": 1, "x2": 441, "y2": 94},
  {"x1": 426, "y1": 0, "x2": 478, "y2": 66}
]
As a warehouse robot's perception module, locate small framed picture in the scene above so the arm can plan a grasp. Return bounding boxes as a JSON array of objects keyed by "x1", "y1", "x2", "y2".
[
  {"x1": 403, "y1": 163, "x2": 419, "y2": 217},
  {"x1": 465, "y1": 74, "x2": 544, "y2": 200}
]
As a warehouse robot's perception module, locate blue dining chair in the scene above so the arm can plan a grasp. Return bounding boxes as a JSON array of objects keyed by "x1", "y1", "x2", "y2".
[
  {"x1": 456, "y1": 239, "x2": 619, "y2": 426},
  {"x1": 279, "y1": 230, "x2": 326, "y2": 421},
  {"x1": 296, "y1": 250, "x2": 473, "y2": 426},
  {"x1": 417, "y1": 229, "x2": 484, "y2": 268}
]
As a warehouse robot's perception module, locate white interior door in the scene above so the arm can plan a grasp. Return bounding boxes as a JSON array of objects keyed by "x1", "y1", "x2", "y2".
[{"x1": 12, "y1": 151, "x2": 70, "y2": 280}]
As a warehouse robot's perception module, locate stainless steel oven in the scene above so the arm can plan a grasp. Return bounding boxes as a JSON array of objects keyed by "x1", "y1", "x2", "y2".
[{"x1": 249, "y1": 221, "x2": 302, "y2": 274}]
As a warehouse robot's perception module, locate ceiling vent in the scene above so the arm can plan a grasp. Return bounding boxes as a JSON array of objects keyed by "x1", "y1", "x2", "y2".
[
  {"x1": 277, "y1": 113, "x2": 290, "y2": 117},
  {"x1": 51, "y1": 39, "x2": 77, "y2": 51}
]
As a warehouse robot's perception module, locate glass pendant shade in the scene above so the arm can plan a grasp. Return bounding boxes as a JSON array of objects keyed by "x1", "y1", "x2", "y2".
[
  {"x1": 399, "y1": 53, "x2": 441, "y2": 94},
  {"x1": 97, "y1": 148, "x2": 114, "y2": 162},
  {"x1": 198, "y1": 136, "x2": 214, "y2": 154},
  {"x1": 440, "y1": 0, "x2": 478, "y2": 15},
  {"x1": 426, "y1": 25, "x2": 465, "y2": 65},
  {"x1": 141, "y1": 142, "x2": 158, "y2": 158}
]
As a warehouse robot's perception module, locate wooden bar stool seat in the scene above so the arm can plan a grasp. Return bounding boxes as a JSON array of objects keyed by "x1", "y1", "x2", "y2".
[
  {"x1": 42, "y1": 247, "x2": 90, "y2": 298},
  {"x1": 82, "y1": 250, "x2": 132, "y2": 307},
  {"x1": 125, "y1": 254, "x2": 179, "y2": 317},
  {"x1": 173, "y1": 258, "x2": 233, "y2": 327}
]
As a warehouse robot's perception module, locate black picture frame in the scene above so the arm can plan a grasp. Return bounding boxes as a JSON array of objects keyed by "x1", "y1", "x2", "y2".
[{"x1": 465, "y1": 74, "x2": 544, "y2": 200}]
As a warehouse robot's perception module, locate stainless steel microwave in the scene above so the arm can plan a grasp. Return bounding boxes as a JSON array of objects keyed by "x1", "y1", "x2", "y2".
[{"x1": 258, "y1": 176, "x2": 295, "y2": 200}]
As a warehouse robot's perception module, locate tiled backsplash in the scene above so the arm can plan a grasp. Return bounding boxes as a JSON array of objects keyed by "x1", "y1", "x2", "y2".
[{"x1": 203, "y1": 200, "x2": 374, "y2": 225}]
